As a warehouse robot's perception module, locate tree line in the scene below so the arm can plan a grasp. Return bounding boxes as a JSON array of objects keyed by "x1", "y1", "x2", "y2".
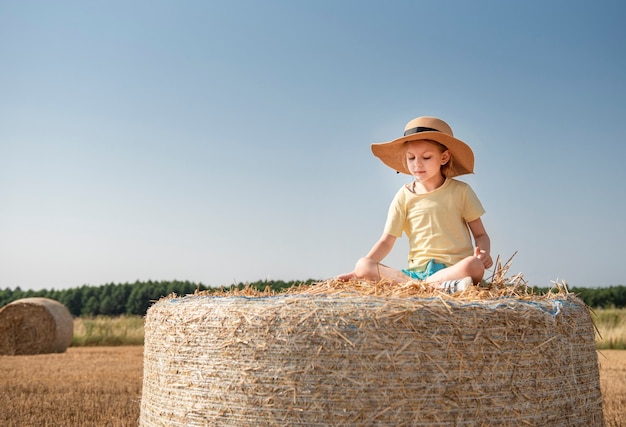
[
  {"x1": 0, "y1": 281, "x2": 624, "y2": 316},
  {"x1": 0, "y1": 280, "x2": 314, "y2": 317},
  {"x1": 550, "y1": 285, "x2": 626, "y2": 309}
]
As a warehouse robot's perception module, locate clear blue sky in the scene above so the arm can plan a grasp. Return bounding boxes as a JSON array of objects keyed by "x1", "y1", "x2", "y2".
[{"x1": 1, "y1": 0, "x2": 625, "y2": 291}]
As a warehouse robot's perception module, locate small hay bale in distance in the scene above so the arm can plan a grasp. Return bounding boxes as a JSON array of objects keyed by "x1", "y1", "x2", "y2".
[
  {"x1": 0, "y1": 297, "x2": 74, "y2": 356},
  {"x1": 139, "y1": 285, "x2": 603, "y2": 426}
]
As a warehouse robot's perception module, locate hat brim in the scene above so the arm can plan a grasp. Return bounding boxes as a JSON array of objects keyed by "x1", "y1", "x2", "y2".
[{"x1": 371, "y1": 131, "x2": 474, "y2": 177}]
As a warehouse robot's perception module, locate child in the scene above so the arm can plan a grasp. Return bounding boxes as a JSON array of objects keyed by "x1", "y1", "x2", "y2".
[{"x1": 338, "y1": 116, "x2": 493, "y2": 292}]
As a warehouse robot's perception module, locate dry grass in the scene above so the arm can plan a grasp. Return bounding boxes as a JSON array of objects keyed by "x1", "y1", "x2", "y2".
[
  {"x1": 0, "y1": 346, "x2": 143, "y2": 427},
  {"x1": 0, "y1": 347, "x2": 624, "y2": 426},
  {"x1": 73, "y1": 315, "x2": 144, "y2": 346},
  {"x1": 594, "y1": 309, "x2": 626, "y2": 349}
]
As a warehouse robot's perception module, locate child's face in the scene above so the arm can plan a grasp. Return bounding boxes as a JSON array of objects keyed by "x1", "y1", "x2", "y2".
[{"x1": 405, "y1": 140, "x2": 450, "y2": 183}]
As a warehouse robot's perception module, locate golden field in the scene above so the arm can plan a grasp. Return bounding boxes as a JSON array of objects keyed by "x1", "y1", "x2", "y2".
[
  {"x1": 0, "y1": 347, "x2": 143, "y2": 427},
  {"x1": 0, "y1": 347, "x2": 624, "y2": 426}
]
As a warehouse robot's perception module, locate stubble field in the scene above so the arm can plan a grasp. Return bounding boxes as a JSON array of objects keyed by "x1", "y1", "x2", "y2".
[
  {"x1": 0, "y1": 347, "x2": 624, "y2": 426},
  {"x1": 1, "y1": 347, "x2": 143, "y2": 427}
]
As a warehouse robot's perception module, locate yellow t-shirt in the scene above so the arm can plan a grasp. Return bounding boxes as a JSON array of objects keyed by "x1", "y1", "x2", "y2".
[{"x1": 383, "y1": 178, "x2": 485, "y2": 272}]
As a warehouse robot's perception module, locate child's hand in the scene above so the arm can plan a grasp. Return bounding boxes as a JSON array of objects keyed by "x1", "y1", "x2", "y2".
[
  {"x1": 474, "y1": 247, "x2": 493, "y2": 269},
  {"x1": 336, "y1": 271, "x2": 356, "y2": 281}
]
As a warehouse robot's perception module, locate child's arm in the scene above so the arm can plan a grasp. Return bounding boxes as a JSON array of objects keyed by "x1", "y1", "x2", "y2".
[
  {"x1": 364, "y1": 233, "x2": 397, "y2": 263},
  {"x1": 468, "y1": 218, "x2": 493, "y2": 269},
  {"x1": 337, "y1": 233, "x2": 397, "y2": 281}
]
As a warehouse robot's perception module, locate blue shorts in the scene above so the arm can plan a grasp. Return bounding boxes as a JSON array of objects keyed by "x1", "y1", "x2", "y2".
[{"x1": 402, "y1": 259, "x2": 447, "y2": 280}]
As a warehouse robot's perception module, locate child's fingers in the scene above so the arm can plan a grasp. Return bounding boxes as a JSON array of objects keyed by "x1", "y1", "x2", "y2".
[
  {"x1": 475, "y1": 248, "x2": 493, "y2": 268},
  {"x1": 336, "y1": 272, "x2": 355, "y2": 281},
  {"x1": 484, "y1": 257, "x2": 493, "y2": 269}
]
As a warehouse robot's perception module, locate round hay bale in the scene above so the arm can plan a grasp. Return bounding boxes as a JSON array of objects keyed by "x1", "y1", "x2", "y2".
[
  {"x1": 140, "y1": 288, "x2": 603, "y2": 426},
  {"x1": 0, "y1": 297, "x2": 74, "y2": 355}
]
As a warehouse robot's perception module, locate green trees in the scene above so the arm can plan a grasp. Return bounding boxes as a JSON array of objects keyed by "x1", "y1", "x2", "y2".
[
  {"x1": 0, "y1": 280, "x2": 208, "y2": 316},
  {"x1": 0, "y1": 279, "x2": 314, "y2": 316},
  {"x1": 570, "y1": 286, "x2": 626, "y2": 309},
  {"x1": 527, "y1": 286, "x2": 626, "y2": 309}
]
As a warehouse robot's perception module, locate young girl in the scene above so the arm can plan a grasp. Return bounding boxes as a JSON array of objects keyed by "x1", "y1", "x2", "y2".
[{"x1": 338, "y1": 116, "x2": 493, "y2": 292}]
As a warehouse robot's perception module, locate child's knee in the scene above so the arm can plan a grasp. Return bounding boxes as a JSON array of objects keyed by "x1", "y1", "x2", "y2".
[
  {"x1": 466, "y1": 256, "x2": 485, "y2": 280},
  {"x1": 471, "y1": 256, "x2": 484, "y2": 271},
  {"x1": 354, "y1": 257, "x2": 378, "y2": 279}
]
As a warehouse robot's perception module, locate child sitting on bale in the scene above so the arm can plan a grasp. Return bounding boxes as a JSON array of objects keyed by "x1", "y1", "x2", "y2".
[{"x1": 338, "y1": 116, "x2": 493, "y2": 293}]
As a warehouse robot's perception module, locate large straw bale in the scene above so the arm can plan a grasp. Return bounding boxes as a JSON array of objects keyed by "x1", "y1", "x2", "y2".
[
  {"x1": 140, "y1": 282, "x2": 603, "y2": 426},
  {"x1": 0, "y1": 297, "x2": 74, "y2": 355}
]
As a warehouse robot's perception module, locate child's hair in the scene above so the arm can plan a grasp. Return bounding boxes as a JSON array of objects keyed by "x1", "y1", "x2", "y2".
[{"x1": 402, "y1": 139, "x2": 459, "y2": 178}]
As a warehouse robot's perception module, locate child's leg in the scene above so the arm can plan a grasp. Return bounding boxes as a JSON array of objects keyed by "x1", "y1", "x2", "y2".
[
  {"x1": 426, "y1": 256, "x2": 484, "y2": 285},
  {"x1": 353, "y1": 257, "x2": 409, "y2": 283}
]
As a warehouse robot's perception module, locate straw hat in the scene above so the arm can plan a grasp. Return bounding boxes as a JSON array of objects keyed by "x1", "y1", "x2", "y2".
[{"x1": 371, "y1": 116, "x2": 474, "y2": 176}]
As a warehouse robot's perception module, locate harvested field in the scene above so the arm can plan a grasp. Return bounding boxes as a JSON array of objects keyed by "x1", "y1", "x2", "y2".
[
  {"x1": 0, "y1": 348, "x2": 624, "y2": 426},
  {"x1": 0, "y1": 346, "x2": 143, "y2": 427}
]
